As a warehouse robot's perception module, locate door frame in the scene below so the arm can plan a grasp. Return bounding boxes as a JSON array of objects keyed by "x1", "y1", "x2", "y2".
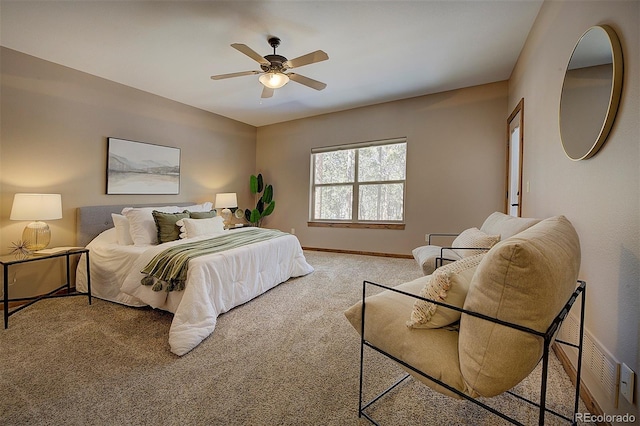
[{"x1": 506, "y1": 98, "x2": 524, "y2": 217}]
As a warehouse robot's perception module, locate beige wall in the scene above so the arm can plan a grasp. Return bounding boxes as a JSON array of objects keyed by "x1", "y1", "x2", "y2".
[
  {"x1": 257, "y1": 81, "x2": 508, "y2": 256},
  {"x1": 3, "y1": 1, "x2": 638, "y2": 415},
  {"x1": 509, "y1": 0, "x2": 639, "y2": 418},
  {"x1": 0, "y1": 47, "x2": 256, "y2": 296}
]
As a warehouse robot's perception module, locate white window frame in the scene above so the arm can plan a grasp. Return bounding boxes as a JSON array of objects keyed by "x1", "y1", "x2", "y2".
[{"x1": 309, "y1": 137, "x2": 407, "y2": 227}]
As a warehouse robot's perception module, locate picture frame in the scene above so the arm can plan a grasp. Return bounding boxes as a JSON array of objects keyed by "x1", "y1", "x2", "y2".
[{"x1": 107, "y1": 138, "x2": 180, "y2": 195}]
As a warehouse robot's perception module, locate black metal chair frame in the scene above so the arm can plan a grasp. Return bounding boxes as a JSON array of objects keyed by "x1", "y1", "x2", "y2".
[
  {"x1": 358, "y1": 280, "x2": 586, "y2": 426},
  {"x1": 435, "y1": 246, "x2": 493, "y2": 269},
  {"x1": 427, "y1": 233, "x2": 494, "y2": 270},
  {"x1": 427, "y1": 232, "x2": 460, "y2": 244}
]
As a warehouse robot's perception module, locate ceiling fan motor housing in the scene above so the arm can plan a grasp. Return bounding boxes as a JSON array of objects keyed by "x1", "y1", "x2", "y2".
[{"x1": 261, "y1": 54, "x2": 289, "y2": 72}]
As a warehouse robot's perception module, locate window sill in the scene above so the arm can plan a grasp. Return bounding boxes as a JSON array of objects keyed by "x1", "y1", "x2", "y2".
[{"x1": 307, "y1": 222, "x2": 405, "y2": 230}]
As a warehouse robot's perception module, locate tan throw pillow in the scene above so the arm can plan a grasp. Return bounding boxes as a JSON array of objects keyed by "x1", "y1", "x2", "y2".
[
  {"x1": 451, "y1": 227, "x2": 500, "y2": 258},
  {"x1": 458, "y1": 216, "x2": 580, "y2": 398},
  {"x1": 407, "y1": 253, "x2": 484, "y2": 329}
]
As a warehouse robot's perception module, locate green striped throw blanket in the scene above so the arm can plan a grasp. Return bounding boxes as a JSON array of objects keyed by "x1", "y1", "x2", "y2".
[{"x1": 140, "y1": 228, "x2": 288, "y2": 292}]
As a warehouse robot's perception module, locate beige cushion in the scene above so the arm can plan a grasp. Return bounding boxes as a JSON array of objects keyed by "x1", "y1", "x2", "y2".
[
  {"x1": 479, "y1": 211, "x2": 541, "y2": 240},
  {"x1": 451, "y1": 227, "x2": 500, "y2": 258},
  {"x1": 412, "y1": 245, "x2": 461, "y2": 275},
  {"x1": 344, "y1": 279, "x2": 466, "y2": 398},
  {"x1": 458, "y1": 215, "x2": 580, "y2": 398},
  {"x1": 407, "y1": 254, "x2": 484, "y2": 329}
]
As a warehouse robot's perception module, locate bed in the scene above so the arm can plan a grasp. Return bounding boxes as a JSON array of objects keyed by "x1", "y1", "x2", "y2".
[{"x1": 74, "y1": 202, "x2": 314, "y2": 356}]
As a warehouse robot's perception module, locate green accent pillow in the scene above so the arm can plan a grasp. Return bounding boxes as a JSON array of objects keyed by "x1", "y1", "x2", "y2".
[
  {"x1": 187, "y1": 210, "x2": 217, "y2": 219},
  {"x1": 152, "y1": 210, "x2": 190, "y2": 244}
]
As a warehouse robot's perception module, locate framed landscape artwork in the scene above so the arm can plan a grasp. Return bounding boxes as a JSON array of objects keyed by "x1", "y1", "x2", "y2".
[{"x1": 107, "y1": 138, "x2": 181, "y2": 195}]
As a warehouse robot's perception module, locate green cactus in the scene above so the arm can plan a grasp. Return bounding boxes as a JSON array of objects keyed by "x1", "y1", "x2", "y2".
[{"x1": 245, "y1": 173, "x2": 275, "y2": 227}]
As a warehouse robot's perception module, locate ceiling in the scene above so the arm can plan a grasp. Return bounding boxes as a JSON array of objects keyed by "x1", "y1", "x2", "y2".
[{"x1": 0, "y1": 1, "x2": 543, "y2": 127}]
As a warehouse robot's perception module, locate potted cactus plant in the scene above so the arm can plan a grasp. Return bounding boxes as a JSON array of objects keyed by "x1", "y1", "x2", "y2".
[{"x1": 245, "y1": 173, "x2": 275, "y2": 227}]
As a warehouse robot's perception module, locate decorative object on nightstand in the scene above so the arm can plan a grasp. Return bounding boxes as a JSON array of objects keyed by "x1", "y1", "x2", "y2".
[
  {"x1": 215, "y1": 192, "x2": 237, "y2": 229},
  {"x1": 8, "y1": 240, "x2": 31, "y2": 258},
  {"x1": 10, "y1": 193, "x2": 62, "y2": 250}
]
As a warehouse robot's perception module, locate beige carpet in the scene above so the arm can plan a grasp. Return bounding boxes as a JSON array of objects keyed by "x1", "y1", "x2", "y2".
[{"x1": 0, "y1": 250, "x2": 591, "y2": 425}]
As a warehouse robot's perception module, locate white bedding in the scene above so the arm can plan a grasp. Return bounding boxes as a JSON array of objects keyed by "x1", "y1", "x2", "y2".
[{"x1": 76, "y1": 227, "x2": 313, "y2": 355}]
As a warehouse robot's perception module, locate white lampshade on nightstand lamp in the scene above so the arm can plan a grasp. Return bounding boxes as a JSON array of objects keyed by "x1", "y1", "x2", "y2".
[
  {"x1": 10, "y1": 193, "x2": 62, "y2": 250},
  {"x1": 215, "y1": 192, "x2": 237, "y2": 229}
]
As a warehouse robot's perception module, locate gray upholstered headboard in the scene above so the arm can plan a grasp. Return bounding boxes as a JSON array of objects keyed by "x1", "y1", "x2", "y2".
[{"x1": 76, "y1": 202, "x2": 195, "y2": 247}]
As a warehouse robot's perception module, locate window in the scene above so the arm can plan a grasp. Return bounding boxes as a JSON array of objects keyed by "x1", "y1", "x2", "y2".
[{"x1": 310, "y1": 138, "x2": 407, "y2": 225}]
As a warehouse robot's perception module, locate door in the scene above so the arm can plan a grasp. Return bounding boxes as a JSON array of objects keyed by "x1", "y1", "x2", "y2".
[{"x1": 506, "y1": 99, "x2": 524, "y2": 217}]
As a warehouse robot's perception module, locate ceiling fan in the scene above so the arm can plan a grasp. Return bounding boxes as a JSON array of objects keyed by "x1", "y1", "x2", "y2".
[{"x1": 210, "y1": 37, "x2": 329, "y2": 98}]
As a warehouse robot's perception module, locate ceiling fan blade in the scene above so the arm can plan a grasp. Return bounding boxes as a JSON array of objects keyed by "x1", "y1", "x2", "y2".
[
  {"x1": 210, "y1": 70, "x2": 261, "y2": 80},
  {"x1": 261, "y1": 86, "x2": 274, "y2": 98},
  {"x1": 288, "y1": 73, "x2": 327, "y2": 91},
  {"x1": 284, "y1": 50, "x2": 328, "y2": 69},
  {"x1": 231, "y1": 43, "x2": 271, "y2": 66}
]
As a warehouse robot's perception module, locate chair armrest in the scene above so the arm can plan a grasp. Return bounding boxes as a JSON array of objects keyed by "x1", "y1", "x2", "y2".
[
  {"x1": 362, "y1": 280, "x2": 586, "y2": 339},
  {"x1": 427, "y1": 232, "x2": 459, "y2": 244},
  {"x1": 435, "y1": 246, "x2": 491, "y2": 269},
  {"x1": 439, "y1": 246, "x2": 491, "y2": 257}
]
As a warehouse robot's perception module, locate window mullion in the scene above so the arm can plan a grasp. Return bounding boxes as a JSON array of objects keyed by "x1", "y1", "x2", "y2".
[
  {"x1": 353, "y1": 149, "x2": 359, "y2": 222},
  {"x1": 310, "y1": 153, "x2": 316, "y2": 220}
]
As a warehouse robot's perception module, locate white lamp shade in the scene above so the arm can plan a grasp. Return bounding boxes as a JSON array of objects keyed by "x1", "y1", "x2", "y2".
[
  {"x1": 215, "y1": 193, "x2": 238, "y2": 209},
  {"x1": 259, "y1": 72, "x2": 289, "y2": 89},
  {"x1": 10, "y1": 193, "x2": 62, "y2": 221}
]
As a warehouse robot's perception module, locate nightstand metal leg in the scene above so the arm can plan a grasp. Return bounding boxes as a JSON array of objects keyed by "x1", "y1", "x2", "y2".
[
  {"x1": 3, "y1": 265, "x2": 8, "y2": 329},
  {"x1": 85, "y1": 251, "x2": 92, "y2": 305}
]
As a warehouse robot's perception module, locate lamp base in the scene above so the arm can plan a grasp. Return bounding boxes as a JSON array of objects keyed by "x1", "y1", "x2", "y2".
[{"x1": 23, "y1": 221, "x2": 51, "y2": 250}]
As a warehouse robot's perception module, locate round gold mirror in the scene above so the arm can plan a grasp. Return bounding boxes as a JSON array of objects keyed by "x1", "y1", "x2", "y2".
[{"x1": 559, "y1": 25, "x2": 623, "y2": 161}]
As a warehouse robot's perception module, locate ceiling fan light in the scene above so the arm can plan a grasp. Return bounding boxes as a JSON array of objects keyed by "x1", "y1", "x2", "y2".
[{"x1": 259, "y1": 72, "x2": 289, "y2": 89}]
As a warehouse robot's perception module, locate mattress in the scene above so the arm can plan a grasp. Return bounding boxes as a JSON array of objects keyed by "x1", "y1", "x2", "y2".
[{"x1": 76, "y1": 227, "x2": 313, "y2": 355}]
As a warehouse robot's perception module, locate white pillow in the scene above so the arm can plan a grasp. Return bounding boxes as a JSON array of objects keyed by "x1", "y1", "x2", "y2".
[
  {"x1": 122, "y1": 206, "x2": 181, "y2": 246},
  {"x1": 182, "y1": 202, "x2": 213, "y2": 213},
  {"x1": 111, "y1": 213, "x2": 133, "y2": 245},
  {"x1": 90, "y1": 227, "x2": 118, "y2": 246},
  {"x1": 451, "y1": 227, "x2": 500, "y2": 258},
  {"x1": 176, "y1": 216, "x2": 225, "y2": 239}
]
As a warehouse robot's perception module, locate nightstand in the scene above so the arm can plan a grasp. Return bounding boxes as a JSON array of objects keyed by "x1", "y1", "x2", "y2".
[{"x1": 1, "y1": 247, "x2": 91, "y2": 328}]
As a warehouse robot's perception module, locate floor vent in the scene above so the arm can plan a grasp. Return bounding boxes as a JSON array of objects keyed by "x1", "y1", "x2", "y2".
[{"x1": 558, "y1": 313, "x2": 620, "y2": 406}]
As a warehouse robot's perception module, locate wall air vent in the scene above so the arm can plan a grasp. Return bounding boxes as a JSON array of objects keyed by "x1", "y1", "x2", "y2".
[{"x1": 558, "y1": 313, "x2": 620, "y2": 407}]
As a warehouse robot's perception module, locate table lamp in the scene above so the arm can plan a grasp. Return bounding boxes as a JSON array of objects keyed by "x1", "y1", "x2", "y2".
[
  {"x1": 215, "y1": 192, "x2": 237, "y2": 229},
  {"x1": 10, "y1": 193, "x2": 62, "y2": 250}
]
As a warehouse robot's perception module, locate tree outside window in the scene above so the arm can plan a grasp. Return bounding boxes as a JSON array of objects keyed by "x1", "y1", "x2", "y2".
[{"x1": 311, "y1": 139, "x2": 406, "y2": 223}]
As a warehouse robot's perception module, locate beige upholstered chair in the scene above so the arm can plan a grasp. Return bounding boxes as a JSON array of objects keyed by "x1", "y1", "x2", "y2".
[
  {"x1": 345, "y1": 215, "x2": 585, "y2": 425},
  {"x1": 412, "y1": 212, "x2": 541, "y2": 275}
]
